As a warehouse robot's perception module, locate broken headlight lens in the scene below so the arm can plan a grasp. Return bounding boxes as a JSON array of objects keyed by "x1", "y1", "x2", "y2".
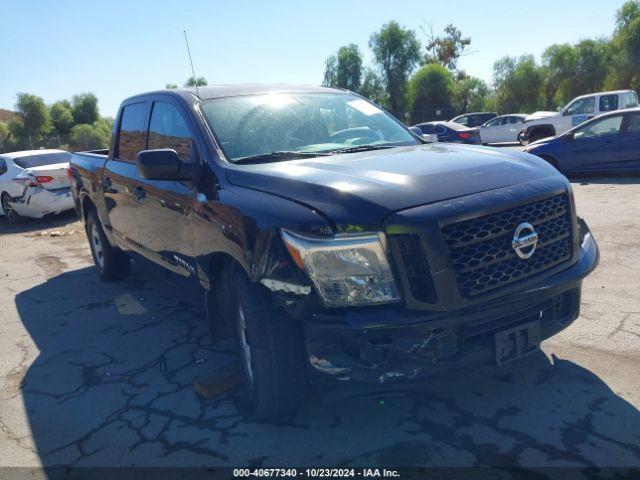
[{"x1": 281, "y1": 229, "x2": 400, "y2": 307}]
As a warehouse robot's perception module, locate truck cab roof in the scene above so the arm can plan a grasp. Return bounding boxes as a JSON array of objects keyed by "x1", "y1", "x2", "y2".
[{"x1": 124, "y1": 84, "x2": 346, "y2": 105}]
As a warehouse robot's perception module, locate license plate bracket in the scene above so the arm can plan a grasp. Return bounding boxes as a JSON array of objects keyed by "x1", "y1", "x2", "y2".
[{"x1": 494, "y1": 319, "x2": 541, "y2": 366}]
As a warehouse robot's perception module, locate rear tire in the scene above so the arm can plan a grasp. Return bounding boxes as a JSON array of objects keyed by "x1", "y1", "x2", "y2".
[
  {"x1": 1, "y1": 193, "x2": 21, "y2": 224},
  {"x1": 86, "y1": 209, "x2": 130, "y2": 281},
  {"x1": 232, "y1": 267, "x2": 306, "y2": 419},
  {"x1": 540, "y1": 155, "x2": 560, "y2": 171}
]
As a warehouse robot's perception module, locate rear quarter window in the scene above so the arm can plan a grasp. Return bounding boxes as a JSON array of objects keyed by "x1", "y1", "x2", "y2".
[
  {"x1": 12, "y1": 152, "x2": 71, "y2": 169},
  {"x1": 599, "y1": 94, "x2": 619, "y2": 112}
]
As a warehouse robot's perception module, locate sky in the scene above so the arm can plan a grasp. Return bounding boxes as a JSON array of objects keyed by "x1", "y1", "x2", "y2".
[{"x1": 0, "y1": 0, "x2": 625, "y2": 117}]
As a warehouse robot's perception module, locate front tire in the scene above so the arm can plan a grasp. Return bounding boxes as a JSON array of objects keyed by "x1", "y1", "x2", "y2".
[
  {"x1": 232, "y1": 268, "x2": 306, "y2": 418},
  {"x1": 86, "y1": 209, "x2": 130, "y2": 281}
]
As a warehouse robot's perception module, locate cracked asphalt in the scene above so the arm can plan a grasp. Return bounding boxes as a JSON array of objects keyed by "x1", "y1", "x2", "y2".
[{"x1": 0, "y1": 178, "x2": 639, "y2": 474}]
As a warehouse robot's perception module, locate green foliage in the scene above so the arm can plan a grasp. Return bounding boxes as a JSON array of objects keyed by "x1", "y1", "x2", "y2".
[
  {"x1": 369, "y1": 21, "x2": 421, "y2": 117},
  {"x1": 70, "y1": 119, "x2": 112, "y2": 151},
  {"x1": 453, "y1": 76, "x2": 490, "y2": 113},
  {"x1": 50, "y1": 100, "x2": 74, "y2": 134},
  {"x1": 0, "y1": 122, "x2": 9, "y2": 152},
  {"x1": 185, "y1": 76, "x2": 208, "y2": 87},
  {"x1": 408, "y1": 64, "x2": 454, "y2": 122},
  {"x1": 323, "y1": 44, "x2": 363, "y2": 92},
  {"x1": 607, "y1": 0, "x2": 640, "y2": 90},
  {"x1": 166, "y1": 83, "x2": 178, "y2": 89},
  {"x1": 492, "y1": 55, "x2": 544, "y2": 113},
  {"x1": 72, "y1": 93, "x2": 99, "y2": 125},
  {"x1": 422, "y1": 24, "x2": 471, "y2": 70},
  {"x1": 359, "y1": 68, "x2": 388, "y2": 106},
  {"x1": 15, "y1": 93, "x2": 51, "y2": 143}
]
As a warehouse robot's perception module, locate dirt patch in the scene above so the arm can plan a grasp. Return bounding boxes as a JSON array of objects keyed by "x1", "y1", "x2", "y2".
[{"x1": 35, "y1": 255, "x2": 68, "y2": 277}]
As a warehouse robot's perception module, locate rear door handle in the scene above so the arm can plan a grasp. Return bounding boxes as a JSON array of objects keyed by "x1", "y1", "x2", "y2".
[{"x1": 133, "y1": 186, "x2": 146, "y2": 201}]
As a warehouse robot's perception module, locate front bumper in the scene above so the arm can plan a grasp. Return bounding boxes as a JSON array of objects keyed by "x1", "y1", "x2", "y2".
[
  {"x1": 10, "y1": 187, "x2": 75, "y2": 219},
  {"x1": 303, "y1": 220, "x2": 598, "y2": 389}
]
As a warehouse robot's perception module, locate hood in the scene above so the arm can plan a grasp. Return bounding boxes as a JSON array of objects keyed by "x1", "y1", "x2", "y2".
[
  {"x1": 525, "y1": 111, "x2": 559, "y2": 122},
  {"x1": 226, "y1": 144, "x2": 560, "y2": 230}
]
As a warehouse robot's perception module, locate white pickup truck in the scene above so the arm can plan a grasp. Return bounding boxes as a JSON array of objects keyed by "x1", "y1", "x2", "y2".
[{"x1": 519, "y1": 90, "x2": 639, "y2": 144}]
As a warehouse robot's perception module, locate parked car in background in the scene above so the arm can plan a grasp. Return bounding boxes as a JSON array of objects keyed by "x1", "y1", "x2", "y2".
[
  {"x1": 0, "y1": 149, "x2": 73, "y2": 223},
  {"x1": 412, "y1": 121, "x2": 482, "y2": 144},
  {"x1": 450, "y1": 112, "x2": 498, "y2": 128},
  {"x1": 520, "y1": 90, "x2": 639, "y2": 144},
  {"x1": 479, "y1": 114, "x2": 528, "y2": 144},
  {"x1": 522, "y1": 108, "x2": 640, "y2": 174}
]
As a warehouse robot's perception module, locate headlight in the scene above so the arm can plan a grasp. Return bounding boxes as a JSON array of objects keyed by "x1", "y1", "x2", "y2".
[{"x1": 281, "y1": 229, "x2": 400, "y2": 307}]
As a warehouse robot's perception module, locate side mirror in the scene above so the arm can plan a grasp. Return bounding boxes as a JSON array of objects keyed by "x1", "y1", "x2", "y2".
[
  {"x1": 409, "y1": 126, "x2": 423, "y2": 136},
  {"x1": 564, "y1": 132, "x2": 574, "y2": 141},
  {"x1": 136, "y1": 149, "x2": 199, "y2": 181}
]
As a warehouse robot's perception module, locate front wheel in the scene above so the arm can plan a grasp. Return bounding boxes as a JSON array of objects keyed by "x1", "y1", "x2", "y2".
[
  {"x1": 1, "y1": 193, "x2": 21, "y2": 224},
  {"x1": 232, "y1": 268, "x2": 306, "y2": 418},
  {"x1": 86, "y1": 209, "x2": 130, "y2": 281}
]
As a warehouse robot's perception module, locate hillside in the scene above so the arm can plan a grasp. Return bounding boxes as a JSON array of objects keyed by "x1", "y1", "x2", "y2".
[{"x1": 0, "y1": 109, "x2": 16, "y2": 123}]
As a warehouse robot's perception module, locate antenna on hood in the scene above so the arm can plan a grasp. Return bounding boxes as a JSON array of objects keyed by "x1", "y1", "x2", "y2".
[{"x1": 183, "y1": 30, "x2": 200, "y2": 97}]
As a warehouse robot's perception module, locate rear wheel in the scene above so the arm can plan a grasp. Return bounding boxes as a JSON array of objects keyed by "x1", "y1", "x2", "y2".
[
  {"x1": 518, "y1": 132, "x2": 526, "y2": 145},
  {"x1": 1, "y1": 193, "x2": 20, "y2": 224},
  {"x1": 86, "y1": 209, "x2": 130, "y2": 281},
  {"x1": 231, "y1": 268, "x2": 306, "y2": 418},
  {"x1": 539, "y1": 155, "x2": 560, "y2": 171}
]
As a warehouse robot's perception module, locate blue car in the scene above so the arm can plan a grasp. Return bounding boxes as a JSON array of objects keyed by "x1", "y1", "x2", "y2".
[
  {"x1": 412, "y1": 121, "x2": 482, "y2": 144},
  {"x1": 523, "y1": 107, "x2": 640, "y2": 175}
]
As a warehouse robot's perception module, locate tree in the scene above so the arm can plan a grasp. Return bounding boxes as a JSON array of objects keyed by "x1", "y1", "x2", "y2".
[
  {"x1": 453, "y1": 76, "x2": 490, "y2": 114},
  {"x1": 166, "y1": 83, "x2": 178, "y2": 89},
  {"x1": 359, "y1": 68, "x2": 388, "y2": 106},
  {"x1": 493, "y1": 55, "x2": 544, "y2": 113},
  {"x1": 606, "y1": 0, "x2": 640, "y2": 90},
  {"x1": 15, "y1": 93, "x2": 51, "y2": 147},
  {"x1": 422, "y1": 24, "x2": 472, "y2": 70},
  {"x1": 369, "y1": 21, "x2": 421, "y2": 118},
  {"x1": 72, "y1": 93, "x2": 99, "y2": 125},
  {"x1": 574, "y1": 39, "x2": 609, "y2": 94},
  {"x1": 185, "y1": 76, "x2": 208, "y2": 87},
  {"x1": 50, "y1": 100, "x2": 74, "y2": 135},
  {"x1": 0, "y1": 122, "x2": 9, "y2": 152},
  {"x1": 322, "y1": 44, "x2": 364, "y2": 92},
  {"x1": 407, "y1": 64, "x2": 454, "y2": 123},
  {"x1": 541, "y1": 44, "x2": 577, "y2": 107},
  {"x1": 70, "y1": 119, "x2": 112, "y2": 151}
]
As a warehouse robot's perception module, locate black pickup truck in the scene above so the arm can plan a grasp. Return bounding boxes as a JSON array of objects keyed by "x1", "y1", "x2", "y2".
[{"x1": 70, "y1": 85, "x2": 599, "y2": 418}]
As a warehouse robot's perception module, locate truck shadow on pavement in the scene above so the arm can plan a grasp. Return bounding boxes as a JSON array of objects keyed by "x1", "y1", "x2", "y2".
[{"x1": 14, "y1": 264, "x2": 640, "y2": 470}]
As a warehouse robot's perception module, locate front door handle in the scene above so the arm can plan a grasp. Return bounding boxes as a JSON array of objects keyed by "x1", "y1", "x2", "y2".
[{"x1": 133, "y1": 187, "x2": 146, "y2": 201}]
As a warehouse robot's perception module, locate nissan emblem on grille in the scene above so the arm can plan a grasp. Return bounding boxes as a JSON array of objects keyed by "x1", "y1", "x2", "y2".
[{"x1": 512, "y1": 222, "x2": 539, "y2": 260}]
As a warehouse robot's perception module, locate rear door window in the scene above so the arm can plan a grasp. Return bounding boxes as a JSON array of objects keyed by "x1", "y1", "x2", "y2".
[
  {"x1": 626, "y1": 112, "x2": 640, "y2": 133},
  {"x1": 599, "y1": 95, "x2": 619, "y2": 112},
  {"x1": 117, "y1": 103, "x2": 148, "y2": 162},
  {"x1": 148, "y1": 102, "x2": 195, "y2": 162}
]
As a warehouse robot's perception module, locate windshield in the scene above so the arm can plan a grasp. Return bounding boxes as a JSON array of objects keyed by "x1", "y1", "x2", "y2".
[
  {"x1": 12, "y1": 152, "x2": 70, "y2": 169},
  {"x1": 201, "y1": 92, "x2": 418, "y2": 162}
]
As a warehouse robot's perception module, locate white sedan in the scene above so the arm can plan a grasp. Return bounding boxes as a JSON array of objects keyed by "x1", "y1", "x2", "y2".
[
  {"x1": 479, "y1": 114, "x2": 528, "y2": 144},
  {"x1": 0, "y1": 149, "x2": 74, "y2": 223}
]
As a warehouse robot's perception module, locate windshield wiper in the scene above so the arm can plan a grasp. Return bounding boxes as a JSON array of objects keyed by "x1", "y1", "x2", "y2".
[
  {"x1": 328, "y1": 144, "x2": 396, "y2": 154},
  {"x1": 233, "y1": 151, "x2": 330, "y2": 165}
]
